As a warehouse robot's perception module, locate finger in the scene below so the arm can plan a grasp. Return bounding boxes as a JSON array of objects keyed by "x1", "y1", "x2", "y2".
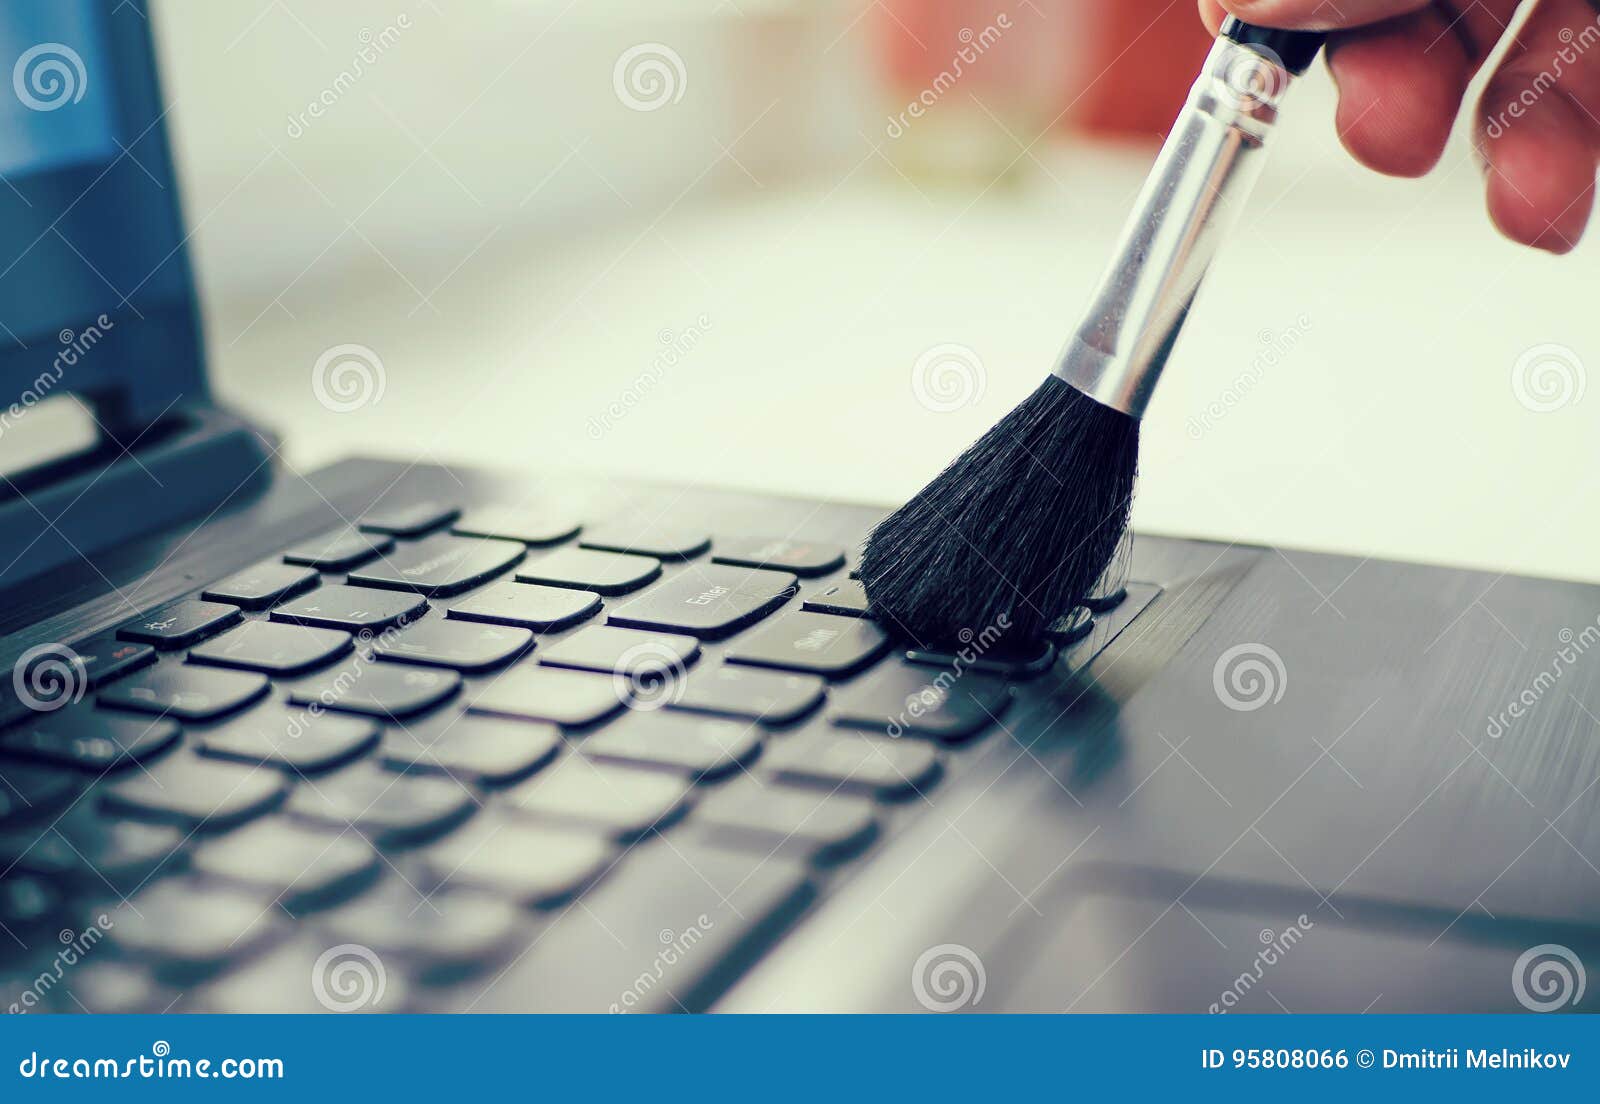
[
  {"x1": 1476, "y1": 0, "x2": 1600, "y2": 252},
  {"x1": 1203, "y1": 0, "x2": 1433, "y2": 31},
  {"x1": 1202, "y1": 0, "x2": 1514, "y2": 177},
  {"x1": 1324, "y1": 4, "x2": 1512, "y2": 176}
]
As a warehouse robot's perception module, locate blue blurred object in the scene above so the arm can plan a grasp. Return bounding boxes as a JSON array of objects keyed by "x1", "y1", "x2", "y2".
[
  {"x1": 0, "y1": 0, "x2": 203, "y2": 430},
  {"x1": 0, "y1": 1, "x2": 117, "y2": 175}
]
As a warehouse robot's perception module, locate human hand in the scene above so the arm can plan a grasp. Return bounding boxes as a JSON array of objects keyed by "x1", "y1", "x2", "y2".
[{"x1": 1199, "y1": 0, "x2": 1600, "y2": 252}]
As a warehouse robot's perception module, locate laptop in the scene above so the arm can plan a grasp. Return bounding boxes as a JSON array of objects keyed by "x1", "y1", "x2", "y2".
[{"x1": 1, "y1": 3, "x2": 1594, "y2": 1015}]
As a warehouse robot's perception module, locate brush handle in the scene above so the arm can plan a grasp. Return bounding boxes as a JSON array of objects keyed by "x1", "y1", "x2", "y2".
[
  {"x1": 1052, "y1": 21, "x2": 1325, "y2": 419},
  {"x1": 1220, "y1": 17, "x2": 1326, "y2": 75}
]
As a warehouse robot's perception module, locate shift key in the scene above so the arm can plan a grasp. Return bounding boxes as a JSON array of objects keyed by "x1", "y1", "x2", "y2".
[{"x1": 607, "y1": 565, "x2": 797, "y2": 640}]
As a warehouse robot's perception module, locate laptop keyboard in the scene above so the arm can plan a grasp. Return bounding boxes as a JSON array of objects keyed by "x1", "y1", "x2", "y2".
[{"x1": 0, "y1": 495, "x2": 1159, "y2": 1013}]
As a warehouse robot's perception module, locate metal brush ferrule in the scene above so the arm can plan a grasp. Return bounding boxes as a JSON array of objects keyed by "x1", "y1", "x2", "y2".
[{"x1": 1053, "y1": 36, "x2": 1306, "y2": 419}]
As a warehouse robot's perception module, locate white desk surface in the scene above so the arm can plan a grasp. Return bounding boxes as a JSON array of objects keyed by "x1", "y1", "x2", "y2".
[{"x1": 206, "y1": 140, "x2": 1600, "y2": 590}]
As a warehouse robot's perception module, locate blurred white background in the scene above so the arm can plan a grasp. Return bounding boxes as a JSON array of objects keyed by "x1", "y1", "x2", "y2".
[{"x1": 151, "y1": 0, "x2": 1600, "y2": 586}]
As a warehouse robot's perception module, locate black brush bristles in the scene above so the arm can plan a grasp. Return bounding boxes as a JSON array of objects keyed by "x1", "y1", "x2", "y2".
[{"x1": 859, "y1": 376, "x2": 1139, "y2": 645}]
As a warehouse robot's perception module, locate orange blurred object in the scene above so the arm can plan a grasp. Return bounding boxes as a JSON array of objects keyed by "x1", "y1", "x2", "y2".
[
  {"x1": 1067, "y1": 0, "x2": 1214, "y2": 140},
  {"x1": 874, "y1": 0, "x2": 1213, "y2": 148},
  {"x1": 875, "y1": 0, "x2": 1066, "y2": 123}
]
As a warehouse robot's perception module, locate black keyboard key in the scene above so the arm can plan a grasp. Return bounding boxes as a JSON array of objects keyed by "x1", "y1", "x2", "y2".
[
  {"x1": 0, "y1": 873, "x2": 60, "y2": 930},
  {"x1": 725, "y1": 612, "x2": 889, "y2": 677},
  {"x1": 502, "y1": 757, "x2": 691, "y2": 838},
  {"x1": 763, "y1": 729, "x2": 941, "y2": 799},
  {"x1": 1, "y1": 693, "x2": 39, "y2": 731},
  {"x1": 828, "y1": 663, "x2": 1011, "y2": 742},
  {"x1": 16, "y1": 818, "x2": 186, "y2": 891},
  {"x1": 345, "y1": 535, "x2": 524, "y2": 597},
  {"x1": 1044, "y1": 607, "x2": 1094, "y2": 644},
  {"x1": 608, "y1": 565, "x2": 797, "y2": 640},
  {"x1": 188, "y1": 620, "x2": 351, "y2": 676},
  {"x1": 359, "y1": 500, "x2": 460, "y2": 537},
  {"x1": 905, "y1": 638, "x2": 1057, "y2": 679},
  {"x1": 712, "y1": 537, "x2": 846, "y2": 578},
  {"x1": 117, "y1": 599, "x2": 241, "y2": 649},
  {"x1": 1084, "y1": 584, "x2": 1128, "y2": 613},
  {"x1": 380, "y1": 714, "x2": 560, "y2": 784},
  {"x1": 112, "y1": 879, "x2": 283, "y2": 970},
  {"x1": 668, "y1": 666, "x2": 824, "y2": 725},
  {"x1": 286, "y1": 765, "x2": 476, "y2": 845},
  {"x1": 325, "y1": 882, "x2": 522, "y2": 972},
  {"x1": 0, "y1": 764, "x2": 81, "y2": 826},
  {"x1": 469, "y1": 666, "x2": 628, "y2": 728},
  {"x1": 420, "y1": 814, "x2": 611, "y2": 906},
  {"x1": 516, "y1": 547, "x2": 660, "y2": 595},
  {"x1": 0, "y1": 827, "x2": 75, "y2": 879},
  {"x1": 453, "y1": 506, "x2": 581, "y2": 547},
  {"x1": 695, "y1": 780, "x2": 878, "y2": 861},
  {"x1": 192, "y1": 819, "x2": 378, "y2": 907},
  {"x1": 63, "y1": 632, "x2": 156, "y2": 687},
  {"x1": 98, "y1": 665, "x2": 268, "y2": 722},
  {"x1": 102, "y1": 756, "x2": 287, "y2": 830},
  {"x1": 286, "y1": 661, "x2": 459, "y2": 720},
  {"x1": 67, "y1": 962, "x2": 164, "y2": 1014},
  {"x1": 270, "y1": 584, "x2": 427, "y2": 632},
  {"x1": 0, "y1": 711, "x2": 178, "y2": 772},
  {"x1": 197, "y1": 709, "x2": 379, "y2": 773},
  {"x1": 1, "y1": 648, "x2": 89, "y2": 722},
  {"x1": 447, "y1": 581, "x2": 600, "y2": 631},
  {"x1": 202, "y1": 562, "x2": 318, "y2": 610},
  {"x1": 580, "y1": 523, "x2": 710, "y2": 561},
  {"x1": 197, "y1": 938, "x2": 409, "y2": 1013},
  {"x1": 367, "y1": 618, "x2": 532, "y2": 673},
  {"x1": 461, "y1": 841, "x2": 812, "y2": 1012},
  {"x1": 282, "y1": 529, "x2": 394, "y2": 571},
  {"x1": 537, "y1": 625, "x2": 700, "y2": 677},
  {"x1": 1049, "y1": 583, "x2": 1161, "y2": 665},
  {"x1": 801, "y1": 579, "x2": 872, "y2": 618},
  {"x1": 581, "y1": 711, "x2": 760, "y2": 779}
]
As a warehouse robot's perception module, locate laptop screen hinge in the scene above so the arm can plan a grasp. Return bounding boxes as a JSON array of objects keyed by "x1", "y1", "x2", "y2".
[{"x1": 0, "y1": 403, "x2": 276, "y2": 592}]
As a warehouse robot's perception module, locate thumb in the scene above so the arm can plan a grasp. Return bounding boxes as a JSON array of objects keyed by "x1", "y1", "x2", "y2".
[{"x1": 1203, "y1": 0, "x2": 1434, "y2": 30}]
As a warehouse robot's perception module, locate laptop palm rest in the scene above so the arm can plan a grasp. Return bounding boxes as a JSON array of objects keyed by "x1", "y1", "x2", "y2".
[{"x1": 997, "y1": 879, "x2": 1575, "y2": 1013}]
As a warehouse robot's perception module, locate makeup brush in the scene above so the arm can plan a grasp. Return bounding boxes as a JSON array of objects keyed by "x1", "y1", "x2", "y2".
[{"x1": 859, "y1": 18, "x2": 1326, "y2": 644}]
